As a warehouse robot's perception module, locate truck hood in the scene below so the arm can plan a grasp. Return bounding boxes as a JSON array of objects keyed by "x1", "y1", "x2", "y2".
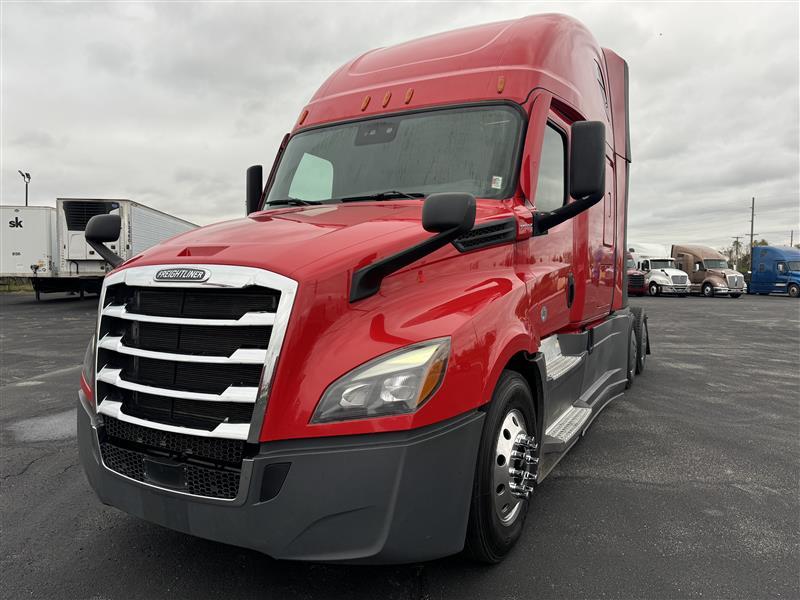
[
  {"x1": 650, "y1": 268, "x2": 688, "y2": 278},
  {"x1": 122, "y1": 201, "x2": 510, "y2": 278},
  {"x1": 708, "y1": 268, "x2": 744, "y2": 279}
]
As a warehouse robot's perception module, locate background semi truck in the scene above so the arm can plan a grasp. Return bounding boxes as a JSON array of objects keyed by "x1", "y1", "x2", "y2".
[
  {"x1": 628, "y1": 242, "x2": 690, "y2": 296},
  {"x1": 77, "y1": 15, "x2": 650, "y2": 564},
  {"x1": 748, "y1": 246, "x2": 800, "y2": 297},
  {"x1": 672, "y1": 244, "x2": 745, "y2": 297},
  {"x1": 1, "y1": 199, "x2": 197, "y2": 299}
]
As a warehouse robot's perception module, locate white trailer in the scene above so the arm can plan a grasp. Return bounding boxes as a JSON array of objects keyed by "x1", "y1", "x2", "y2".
[
  {"x1": 0, "y1": 205, "x2": 58, "y2": 278},
  {"x1": 628, "y1": 241, "x2": 691, "y2": 296},
  {"x1": 57, "y1": 198, "x2": 196, "y2": 280}
]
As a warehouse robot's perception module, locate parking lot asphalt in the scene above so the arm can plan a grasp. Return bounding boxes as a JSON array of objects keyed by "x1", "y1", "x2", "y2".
[{"x1": 1, "y1": 292, "x2": 798, "y2": 600}]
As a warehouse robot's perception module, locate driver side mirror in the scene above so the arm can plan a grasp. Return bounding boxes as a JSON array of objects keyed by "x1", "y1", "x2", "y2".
[
  {"x1": 534, "y1": 121, "x2": 606, "y2": 235},
  {"x1": 246, "y1": 165, "x2": 263, "y2": 215},
  {"x1": 85, "y1": 214, "x2": 123, "y2": 268}
]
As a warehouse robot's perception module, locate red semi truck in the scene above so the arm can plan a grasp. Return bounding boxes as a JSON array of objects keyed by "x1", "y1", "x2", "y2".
[{"x1": 78, "y1": 15, "x2": 649, "y2": 564}]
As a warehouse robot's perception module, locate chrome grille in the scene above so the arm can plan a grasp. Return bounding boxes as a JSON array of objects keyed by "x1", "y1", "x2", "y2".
[
  {"x1": 93, "y1": 264, "x2": 297, "y2": 500},
  {"x1": 671, "y1": 275, "x2": 688, "y2": 285},
  {"x1": 727, "y1": 274, "x2": 743, "y2": 288}
]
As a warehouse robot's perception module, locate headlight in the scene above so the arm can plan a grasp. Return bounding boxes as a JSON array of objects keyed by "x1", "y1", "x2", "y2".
[
  {"x1": 82, "y1": 335, "x2": 96, "y2": 389},
  {"x1": 311, "y1": 338, "x2": 450, "y2": 423}
]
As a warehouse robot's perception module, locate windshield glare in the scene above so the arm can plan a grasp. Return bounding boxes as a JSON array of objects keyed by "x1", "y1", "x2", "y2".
[
  {"x1": 704, "y1": 259, "x2": 728, "y2": 269},
  {"x1": 266, "y1": 106, "x2": 523, "y2": 203},
  {"x1": 626, "y1": 258, "x2": 636, "y2": 269},
  {"x1": 649, "y1": 259, "x2": 674, "y2": 270}
]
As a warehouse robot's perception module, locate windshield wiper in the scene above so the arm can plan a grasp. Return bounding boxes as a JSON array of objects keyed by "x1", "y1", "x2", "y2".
[
  {"x1": 339, "y1": 190, "x2": 425, "y2": 202},
  {"x1": 266, "y1": 197, "x2": 324, "y2": 207}
]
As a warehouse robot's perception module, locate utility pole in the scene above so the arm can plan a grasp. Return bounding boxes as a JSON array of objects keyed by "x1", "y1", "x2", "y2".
[
  {"x1": 791, "y1": 230, "x2": 794, "y2": 246},
  {"x1": 17, "y1": 170, "x2": 31, "y2": 206},
  {"x1": 748, "y1": 197, "x2": 755, "y2": 271}
]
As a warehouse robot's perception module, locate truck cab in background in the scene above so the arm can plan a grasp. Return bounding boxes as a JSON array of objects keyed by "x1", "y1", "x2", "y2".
[
  {"x1": 672, "y1": 244, "x2": 745, "y2": 298},
  {"x1": 77, "y1": 15, "x2": 650, "y2": 565},
  {"x1": 626, "y1": 252, "x2": 647, "y2": 296},
  {"x1": 628, "y1": 242, "x2": 690, "y2": 296},
  {"x1": 748, "y1": 246, "x2": 800, "y2": 297}
]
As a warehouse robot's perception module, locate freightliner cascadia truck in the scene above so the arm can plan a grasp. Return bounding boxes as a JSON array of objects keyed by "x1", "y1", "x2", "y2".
[{"x1": 77, "y1": 15, "x2": 650, "y2": 564}]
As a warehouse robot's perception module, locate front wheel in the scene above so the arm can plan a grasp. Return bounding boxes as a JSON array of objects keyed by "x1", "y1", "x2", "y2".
[
  {"x1": 631, "y1": 307, "x2": 649, "y2": 374},
  {"x1": 465, "y1": 371, "x2": 536, "y2": 563},
  {"x1": 702, "y1": 282, "x2": 714, "y2": 297},
  {"x1": 788, "y1": 284, "x2": 800, "y2": 298},
  {"x1": 649, "y1": 282, "x2": 660, "y2": 296}
]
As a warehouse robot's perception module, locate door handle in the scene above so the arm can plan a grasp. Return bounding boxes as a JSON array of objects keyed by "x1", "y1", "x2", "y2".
[{"x1": 567, "y1": 273, "x2": 575, "y2": 308}]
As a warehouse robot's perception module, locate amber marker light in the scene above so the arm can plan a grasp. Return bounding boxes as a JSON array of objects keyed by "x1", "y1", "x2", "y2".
[
  {"x1": 361, "y1": 95, "x2": 371, "y2": 111},
  {"x1": 382, "y1": 91, "x2": 392, "y2": 107},
  {"x1": 497, "y1": 76, "x2": 506, "y2": 94},
  {"x1": 404, "y1": 88, "x2": 414, "y2": 104}
]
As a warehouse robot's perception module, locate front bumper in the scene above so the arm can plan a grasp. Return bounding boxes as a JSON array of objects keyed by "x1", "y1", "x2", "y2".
[
  {"x1": 713, "y1": 287, "x2": 744, "y2": 295},
  {"x1": 657, "y1": 284, "x2": 690, "y2": 294},
  {"x1": 78, "y1": 393, "x2": 484, "y2": 564}
]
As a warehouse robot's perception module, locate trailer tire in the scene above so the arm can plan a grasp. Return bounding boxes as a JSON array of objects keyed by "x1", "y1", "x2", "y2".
[
  {"x1": 465, "y1": 371, "x2": 535, "y2": 564},
  {"x1": 631, "y1": 307, "x2": 648, "y2": 374},
  {"x1": 788, "y1": 284, "x2": 799, "y2": 298},
  {"x1": 702, "y1": 282, "x2": 714, "y2": 297}
]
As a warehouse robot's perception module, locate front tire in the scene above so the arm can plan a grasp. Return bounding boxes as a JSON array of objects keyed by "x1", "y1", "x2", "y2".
[
  {"x1": 465, "y1": 371, "x2": 536, "y2": 563},
  {"x1": 649, "y1": 282, "x2": 660, "y2": 296},
  {"x1": 702, "y1": 282, "x2": 714, "y2": 297},
  {"x1": 631, "y1": 307, "x2": 649, "y2": 374},
  {"x1": 788, "y1": 284, "x2": 800, "y2": 298}
]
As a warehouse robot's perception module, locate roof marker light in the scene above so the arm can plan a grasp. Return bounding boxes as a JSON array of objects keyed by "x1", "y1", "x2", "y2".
[
  {"x1": 382, "y1": 91, "x2": 392, "y2": 107},
  {"x1": 361, "y1": 95, "x2": 371, "y2": 111},
  {"x1": 497, "y1": 76, "x2": 506, "y2": 94},
  {"x1": 298, "y1": 109, "x2": 308, "y2": 125},
  {"x1": 404, "y1": 88, "x2": 414, "y2": 104}
]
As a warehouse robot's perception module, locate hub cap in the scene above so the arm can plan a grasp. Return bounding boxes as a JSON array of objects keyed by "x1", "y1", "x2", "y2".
[{"x1": 493, "y1": 409, "x2": 538, "y2": 525}]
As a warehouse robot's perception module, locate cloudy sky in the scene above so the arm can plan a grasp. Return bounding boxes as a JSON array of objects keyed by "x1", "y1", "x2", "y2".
[{"x1": 2, "y1": 1, "x2": 798, "y2": 249}]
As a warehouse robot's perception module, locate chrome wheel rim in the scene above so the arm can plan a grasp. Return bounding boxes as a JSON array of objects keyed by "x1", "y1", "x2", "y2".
[{"x1": 492, "y1": 409, "x2": 536, "y2": 525}]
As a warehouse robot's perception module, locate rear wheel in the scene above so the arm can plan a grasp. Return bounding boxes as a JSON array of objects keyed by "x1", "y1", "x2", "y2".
[
  {"x1": 631, "y1": 307, "x2": 649, "y2": 374},
  {"x1": 466, "y1": 371, "x2": 536, "y2": 563},
  {"x1": 788, "y1": 284, "x2": 800, "y2": 298},
  {"x1": 702, "y1": 282, "x2": 714, "y2": 297}
]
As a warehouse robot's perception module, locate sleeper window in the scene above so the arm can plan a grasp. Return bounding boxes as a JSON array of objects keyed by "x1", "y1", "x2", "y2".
[{"x1": 534, "y1": 125, "x2": 566, "y2": 213}]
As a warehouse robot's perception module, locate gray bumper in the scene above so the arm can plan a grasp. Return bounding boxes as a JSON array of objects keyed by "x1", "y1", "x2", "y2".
[{"x1": 78, "y1": 395, "x2": 484, "y2": 564}]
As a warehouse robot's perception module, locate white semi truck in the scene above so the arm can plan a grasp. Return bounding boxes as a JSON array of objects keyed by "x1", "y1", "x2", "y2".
[
  {"x1": 628, "y1": 242, "x2": 691, "y2": 296},
  {"x1": 1, "y1": 199, "x2": 196, "y2": 299}
]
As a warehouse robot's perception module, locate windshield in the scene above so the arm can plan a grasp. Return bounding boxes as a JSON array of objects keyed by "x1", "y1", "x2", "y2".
[
  {"x1": 626, "y1": 258, "x2": 636, "y2": 269},
  {"x1": 704, "y1": 259, "x2": 728, "y2": 269},
  {"x1": 266, "y1": 105, "x2": 524, "y2": 203},
  {"x1": 649, "y1": 259, "x2": 675, "y2": 270}
]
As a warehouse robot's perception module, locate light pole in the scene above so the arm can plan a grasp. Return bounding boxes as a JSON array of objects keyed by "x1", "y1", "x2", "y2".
[{"x1": 17, "y1": 170, "x2": 31, "y2": 206}]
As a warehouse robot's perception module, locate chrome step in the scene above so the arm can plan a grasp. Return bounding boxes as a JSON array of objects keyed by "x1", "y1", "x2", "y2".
[
  {"x1": 540, "y1": 336, "x2": 582, "y2": 381},
  {"x1": 543, "y1": 406, "x2": 592, "y2": 452}
]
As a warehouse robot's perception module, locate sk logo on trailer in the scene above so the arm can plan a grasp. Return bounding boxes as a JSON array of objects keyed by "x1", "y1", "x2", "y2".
[
  {"x1": 8, "y1": 217, "x2": 22, "y2": 228},
  {"x1": 154, "y1": 268, "x2": 209, "y2": 282}
]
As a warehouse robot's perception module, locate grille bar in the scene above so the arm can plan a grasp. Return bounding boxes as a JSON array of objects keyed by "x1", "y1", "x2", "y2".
[
  {"x1": 102, "y1": 304, "x2": 275, "y2": 327},
  {"x1": 98, "y1": 336, "x2": 268, "y2": 364},
  {"x1": 97, "y1": 368, "x2": 258, "y2": 403},
  {"x1": 98, "y1": 400, "x2": 250, "y2": 440}
]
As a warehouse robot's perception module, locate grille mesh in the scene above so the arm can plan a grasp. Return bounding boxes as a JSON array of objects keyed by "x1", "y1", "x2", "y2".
[
  {"x1": 100, "y1": 442, "x2": 240, "y2": 499},
  {"x1": 103, "y1": 416, "x2": 245, "y2": 465},
  {"x1": 118, "y1": 389, "x2": 254, "y2": 430},
  {"x1": 453, "y1": 219, "x2": 516, "y2": 252},
  {"x1": 671, "y1": 275, "x2": 688, "y2": 285},
  {"x1": 629, "y1": 274, "x2": 645, "y2": 287}
]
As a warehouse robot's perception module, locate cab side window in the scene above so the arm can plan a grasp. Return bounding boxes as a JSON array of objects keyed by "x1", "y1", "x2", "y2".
[
  {"x1": 777, "y1": 262, "x2": 786, "y2": 274},
  {"x1": 694, "y1": 262, "x2": 703, "y2": 272},
  {"x1": 534, "y1": 125, "x2": 566, "y2": 213}
]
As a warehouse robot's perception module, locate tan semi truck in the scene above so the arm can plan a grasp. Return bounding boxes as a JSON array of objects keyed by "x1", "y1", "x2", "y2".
[{"x1": 671, "y1": 244, "x2": 745, "y2": 298}]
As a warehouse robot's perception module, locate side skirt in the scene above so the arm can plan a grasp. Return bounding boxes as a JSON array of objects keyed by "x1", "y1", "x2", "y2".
[{"x1": 536, "y1": 309, "x2": 633, "y2": 483}]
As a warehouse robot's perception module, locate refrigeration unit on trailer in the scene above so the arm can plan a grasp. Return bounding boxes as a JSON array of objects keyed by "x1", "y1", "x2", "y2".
[
  {"x1": 628, "y1": 242, "x2": 690, "y2": 296},
  {"x1": 0, "y1": 205, "x2": 57, "y2": 279},
  {"x1": 47, "y1": 198, "x2": 197, "y2": 298},
  {"x1": 77, "y1": 14, "x2": 651, "y2": 565},
  {"x1": 748, "y1": 246, "x2": 800, "y2": 297}
]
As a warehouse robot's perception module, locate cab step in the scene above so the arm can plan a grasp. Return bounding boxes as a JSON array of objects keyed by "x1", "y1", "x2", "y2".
[
  {"x1": 540, "y1": 335, "x2": 583, "y2": 381},
  {"x1": 542, "y1": 405, "x2": 592, "y2": 453}
]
